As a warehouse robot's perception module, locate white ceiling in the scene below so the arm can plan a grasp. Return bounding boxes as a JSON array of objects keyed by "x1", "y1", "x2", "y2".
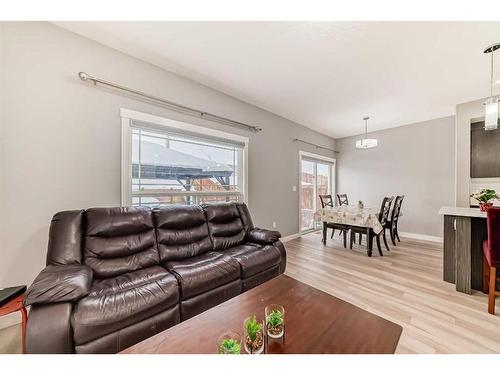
[{"x1": 54, "y1": 22, "x2": 500, "y2": 139}]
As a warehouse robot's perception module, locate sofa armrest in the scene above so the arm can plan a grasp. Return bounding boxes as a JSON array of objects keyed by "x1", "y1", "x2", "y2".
[
  {"x1": 25, "y1": 264, "x2": 93, "y2": 306},
  {"x1": 26, "y1": 303, "x2": 74, "y2": 353},
  {"x1": 273, "y1": 240, "x2": 287, "y2": 274},
  {"x1": 247, "y1": 228, "x2": 282, "y2": 244}
]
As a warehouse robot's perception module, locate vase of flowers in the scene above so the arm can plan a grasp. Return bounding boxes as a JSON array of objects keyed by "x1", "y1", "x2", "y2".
[
  {"x1": 470, "y1": 189, "x2": 498, "y2": 211},
  {"x1": 217, "y1": 331, "x2": 241, "y2": 354},
  {"x1": 244, "y1": 316, "x2": 264, "y2": 354}
]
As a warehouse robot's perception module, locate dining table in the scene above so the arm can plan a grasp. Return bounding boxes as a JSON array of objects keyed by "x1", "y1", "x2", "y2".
[{"x1": 314, "y1": 205, "x2": 383, "y2": 257}]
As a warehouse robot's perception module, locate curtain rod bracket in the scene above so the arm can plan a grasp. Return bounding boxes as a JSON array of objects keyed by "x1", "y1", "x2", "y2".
[{"x1": 78, "y1": 71, "x2": 262, "y2": 133}]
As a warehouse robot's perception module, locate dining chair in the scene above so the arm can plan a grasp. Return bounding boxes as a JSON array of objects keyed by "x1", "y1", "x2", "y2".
[
  {"x1": 482, "y1": 207, "x2": 500, "y2": 314},
  {"x1": 350, "y1": 196, "x2": 394, "y2": 256},
  {"x1": 319, "y1": 194, "x2": 349, "y2": 246},
  {"x1": 384, "y1": 195, "x2": 404, "y2": 246},
  {"x1": 319, "y1": 194, "x2": 334, "y2": 208},
  {"x1": 337, "y1": 193, "x2": 349, "y2": 206}
]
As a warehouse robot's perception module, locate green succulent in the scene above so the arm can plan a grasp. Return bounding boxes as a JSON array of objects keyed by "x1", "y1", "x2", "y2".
[
  {"x1": 245, "y1": 316, "x2": 262, "y2": 341},
  {"x1": 267, "y1": 310, "x2": 284, "y2": 327},
  {"x1": 219, "y1": 338, "x2": 240, "y2": 354},
  {"x1": 470, "y1": 189, "x2": 498, "y2": 203}
]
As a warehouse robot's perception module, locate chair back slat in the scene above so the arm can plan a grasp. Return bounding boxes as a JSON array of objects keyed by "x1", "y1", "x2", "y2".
[
  {"x1": 378, "y1": 197, "x2": 394, "y2": 226},
  {"x1": 319, "y1": 195, "x2": 334, "y2": 208},
  {"x1": 337, "y1": 194, "x2": 349, "y2": 206},
  {"x1": 391, "y1": 195, "x2": 405, "y2": 224}
]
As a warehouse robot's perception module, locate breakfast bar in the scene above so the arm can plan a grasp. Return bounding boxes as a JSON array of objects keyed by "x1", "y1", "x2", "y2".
[{"x1": 439, "y1": 206, "x2": 487, "y2": 294}]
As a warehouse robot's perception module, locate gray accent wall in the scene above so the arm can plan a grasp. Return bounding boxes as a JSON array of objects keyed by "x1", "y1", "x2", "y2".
[
  {"x1": 336, "y1": 116, "x2": 455, "y2": 238},
  {"x1": 0, "y1": 22, "x2": 336, "y2": 286}
]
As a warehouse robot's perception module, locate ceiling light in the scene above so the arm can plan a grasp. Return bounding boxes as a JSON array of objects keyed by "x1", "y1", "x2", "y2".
[
  {"x1": 483, "y1": 43, "x2": 500, "y2": 131},
  {"x1": 356, "y1": 117, "x2": 378, "y2": 149}
]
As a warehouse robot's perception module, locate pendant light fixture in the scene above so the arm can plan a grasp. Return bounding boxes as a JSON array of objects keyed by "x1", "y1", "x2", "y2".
[
  {"x1": 356, "y1": 116, "x2": 378, "y2": 149},
  {"x1": 483, "y1": 43, "x2": 500, "y2": 131}
]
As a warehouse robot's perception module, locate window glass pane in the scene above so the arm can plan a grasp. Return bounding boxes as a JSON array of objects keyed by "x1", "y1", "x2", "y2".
[
  {"x1": 131, "y1": 194, "x2": 241, "y2": 207},
  {"x1": 301, "y1": 160, "x2": 315, "y2": 231},
  {"x1": 316, "y1": 163, "x2": 331, "y2": 210},
  {"x1": 130, "y1": 125, "x2": 244, "y2": 207},
  {"x1": 300, "y1": 158, "x2": 333, "y2": 232},
  {"x1": 197, "y1": 195, "x2": 241, "y2": 204}
]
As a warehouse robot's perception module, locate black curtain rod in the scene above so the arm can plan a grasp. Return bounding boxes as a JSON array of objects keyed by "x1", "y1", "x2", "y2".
[
  {"x1": 78, "y1": 72, "x2": 263, "y2": 133},
  {"x1": 293, "y1": 138, "x2": 339, "y2": 153}
]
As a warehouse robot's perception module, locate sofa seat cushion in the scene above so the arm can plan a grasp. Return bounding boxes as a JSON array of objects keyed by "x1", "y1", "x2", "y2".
[
  {"x1": 72, "y1": 266, "x2": 179, "y2": 345},
  {"x1": 165, "y1": 252, "x2": 240, "y2": 300},
  {"x1": 220, "y1": 243, "x2": 281, "y2": 278}
]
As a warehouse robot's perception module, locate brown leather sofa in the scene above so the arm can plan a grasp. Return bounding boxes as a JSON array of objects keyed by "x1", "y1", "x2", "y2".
[{"x1": 24, "y1": 202, "x2": 286, "y2": 354}]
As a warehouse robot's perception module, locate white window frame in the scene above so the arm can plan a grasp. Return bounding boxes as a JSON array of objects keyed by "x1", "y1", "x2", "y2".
[
  {"x1": 298, "y1": 150, "x2": 336, "y2": 233},
  {"x1": 120, "y1": 108, "x2": 249, "y2": 207}
]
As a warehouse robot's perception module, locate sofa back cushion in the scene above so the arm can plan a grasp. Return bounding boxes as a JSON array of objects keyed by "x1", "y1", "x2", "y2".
[
  {"x1": 154, "y1": 205, "x2": 212, "y2": 262},
  {"x1": 46, "y1": 210, "x2": 85, "y2": 266},
  {"x1": 235, "y1": 203, "x2": 254, "y2": 235},
  {"x1": 203, "y1": 203, "x2": 246, "y2": 250},
  {"x1": 83, "y1": 207, "x2": 159, "y2": 278}
]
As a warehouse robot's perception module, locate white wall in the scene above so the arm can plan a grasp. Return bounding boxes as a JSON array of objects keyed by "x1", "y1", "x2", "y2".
[
  {"x1": 336, "y1": 116, "x2": 455, "y2": 238},
  {"x1": 0, "y1": 22, "x2": 336, "y2": 287}
]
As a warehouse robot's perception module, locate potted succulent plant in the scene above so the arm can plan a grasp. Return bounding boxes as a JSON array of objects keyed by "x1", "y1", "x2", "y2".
[
  {"x1": 470, "y1": 189, "x2": 499, "y2": 211},
  {"x1": 218, "y1": 332, "x2": 241, "y2": 354},
  {"x1": 244, "y1": 316, "x2": 264, "y2": 354},
  {"x1": 265, "y1": 304, "x2": 285, "y2": 339}
]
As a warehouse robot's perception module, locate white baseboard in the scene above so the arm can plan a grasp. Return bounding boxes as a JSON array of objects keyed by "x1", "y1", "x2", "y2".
[
  {"x1": 399, "y1": 231, "x2": 443, "y2": 243},
  {"x1": 281, "y1": 232, "x2": 443, "y2": 243},
  {"x1": 281, "y1": 232, "x2": 302, "y2": 243},
  {"x1": 281, "y1": 230, "x2": 442, "y2": 244}
]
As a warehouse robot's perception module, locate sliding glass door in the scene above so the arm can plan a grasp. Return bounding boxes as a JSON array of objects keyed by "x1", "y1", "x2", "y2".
[
  {"x1": 300, "y1": 153, "x2": 335, "y2": 232},
  {"x1": 300, "y1": 159, "x2": 316, "y2": 231}
]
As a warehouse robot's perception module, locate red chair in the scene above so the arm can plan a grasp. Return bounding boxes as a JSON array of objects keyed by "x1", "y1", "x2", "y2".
[{"x1": 483, "y1": 207, "x2": 500, "y2": 314}]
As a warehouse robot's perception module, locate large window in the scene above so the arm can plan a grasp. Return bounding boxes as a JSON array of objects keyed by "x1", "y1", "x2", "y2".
[{"x1": 121, "y1": 109, "x2": 248, "y2": 207}]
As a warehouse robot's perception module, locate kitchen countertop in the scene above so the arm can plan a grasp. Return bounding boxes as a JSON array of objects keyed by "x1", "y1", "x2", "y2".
[{"x1": 438, "y1": 206, "x2": 487, "y2": 218}]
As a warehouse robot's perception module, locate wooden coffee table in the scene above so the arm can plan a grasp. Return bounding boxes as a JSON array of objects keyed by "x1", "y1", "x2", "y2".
[{"x1": 121, "y1": 275, "x2": 402, "y2": 354}]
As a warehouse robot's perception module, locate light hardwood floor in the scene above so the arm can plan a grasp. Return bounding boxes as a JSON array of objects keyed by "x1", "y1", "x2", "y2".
[
  {"x1": 2, "y1": 232, "x2": 499, "y2": 354},
  {"x1": 285, "y1": 231, "x2": 500, "y2": 353},
  {"x1": 0, "y1": 323, "x2": 22, "y2": 354}
]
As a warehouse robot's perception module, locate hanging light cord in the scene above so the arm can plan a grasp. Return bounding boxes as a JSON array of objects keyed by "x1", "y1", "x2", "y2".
[
  {"x1": 362, "y1": 116, "x2": 370, "y2": 141},
  {"x1": 491, "y1": 50, "x2": 494, "y2": 98}
]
